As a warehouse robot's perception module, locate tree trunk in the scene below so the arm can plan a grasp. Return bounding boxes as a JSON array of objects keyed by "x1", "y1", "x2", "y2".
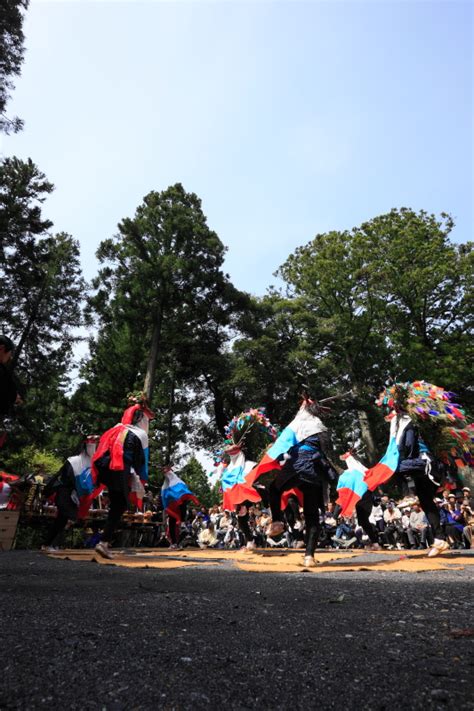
[
  {"x1": 203, "y1": 373, "x2": 227, "y2": 435},
  {"x1": 12, "y1": 281, "x2": 49, "y2": 369},
  {"x1": 164, "y1": 373, "x2": 175, "y2": 465},
  {"x1": 143, "y1": 301, "x2": 165, "y2": 401},
  {"x1": 352, "y1": 382, "x2": 377, "y2": 462}
]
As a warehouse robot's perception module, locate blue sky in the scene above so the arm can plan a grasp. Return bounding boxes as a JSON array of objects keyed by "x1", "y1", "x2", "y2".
[{"x1": 2, "y1": 0, "x2": 472, "y2": 295}]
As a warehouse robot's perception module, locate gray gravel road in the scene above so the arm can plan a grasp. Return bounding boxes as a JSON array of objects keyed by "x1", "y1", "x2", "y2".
[{"x1": 0, "y1": 552, "x2": 473, "y2": 710}]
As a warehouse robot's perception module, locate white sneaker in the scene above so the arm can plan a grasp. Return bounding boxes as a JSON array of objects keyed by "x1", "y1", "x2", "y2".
[
  {"x1": 95, "y1": 542, "x2": 114, "y2": 559},
  {"x1": 427, "y1": 539, "x2": 450, "y2": 558},
  {"x1": 246, "y1": 540, "x2": 256, "y2": 551},
  {"x1": 303, "y1": 555, "x2": 316, "y2": 568},
  {"x1": 42, "y1": 546, "x2": 58, "y2": 553}
]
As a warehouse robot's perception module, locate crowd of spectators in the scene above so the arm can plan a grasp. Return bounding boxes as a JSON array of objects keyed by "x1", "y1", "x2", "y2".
[
  {"x1": 158, "y1": 486, "x2": 474, "y2": 552},
  {"x1": 4, "y1": 473, "x2": 473, "y2": 553}
]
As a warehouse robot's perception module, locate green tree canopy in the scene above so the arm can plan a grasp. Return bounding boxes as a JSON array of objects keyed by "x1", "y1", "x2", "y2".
[
  {"x1": 278, "y1": 208, "x2": 473, "y2": 458},
  {"x1": 0, "y1": 157, "x2": 86, "y2": 455},
  {"x1": 0, "y1": 1, "x2": 29, "y2": 133}
]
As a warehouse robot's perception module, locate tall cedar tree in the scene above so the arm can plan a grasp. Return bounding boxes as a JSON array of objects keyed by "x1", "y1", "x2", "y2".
[
  {"x1": 84, "y1": 183, "x2": 246, "y2": 460},
  {"x1": 0, "y1": 0, "x2": 29, "y2": 133},
  {"x1": 0, "y1": 157, "x2": 85, "y2": 455}
]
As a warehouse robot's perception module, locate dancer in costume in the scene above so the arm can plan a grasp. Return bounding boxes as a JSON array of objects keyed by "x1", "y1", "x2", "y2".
[
  {"x1": 42, "y1": 435, "x2": 99, "y2": 551},
  {"x1": 337, "y1": 381, "x2": 474, "y2": 557},
  {"x1": 334, "y1": 451, "x2": 381, "y2": 550},
  {"x1": 213, "y1": 408, "x2": 279, "y2": 551},
  {"x1": 82, "y1": 393, "x2": 154, "y2": 559},
  {"x1": 250, "y1": 398, "x2": 337, "y2": 567},
  {"x1": 161, "y1": 466, "x2": 199, "y2": 549}
]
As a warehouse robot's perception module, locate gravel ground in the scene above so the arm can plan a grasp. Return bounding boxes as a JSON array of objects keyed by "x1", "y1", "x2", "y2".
[{"x1": 0, "y1": 551, "x2": 473, "y2": 710}]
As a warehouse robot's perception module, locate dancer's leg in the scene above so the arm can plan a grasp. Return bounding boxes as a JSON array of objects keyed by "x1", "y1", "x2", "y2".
[
  {"x1": 237, "y1": 508, "x2": 253, "y2": 544},
  {"x1": 44, "y1": 487, "x2": 77, "y2": 548},
  {"x1": 267, "y1": 472, "x2": 298, "y2": 537},
  {"x1": 268, "y1": 469, "x2": 297, "y2": 522},
  {"x1": 44, "y1": 512, "x2": 69, "y2": 547},
  {"x1": 101, "y1": 489, "x2": 128, "y2": 543},
  {"x1": 413, "y1": 474, "x2": 450, "y2": 557},
  {"x1": 355, "y1": 491, "x2": 378, "y2": 544},
  {"x1": 302, "y1": 483, "x2": 325, "y2": 558},
  {"x1": 168, "y1": 516, "x2": 178, "y2": 545},
  {"x1": 413, "y1": 475, "x2": 444, "y2": 539}
]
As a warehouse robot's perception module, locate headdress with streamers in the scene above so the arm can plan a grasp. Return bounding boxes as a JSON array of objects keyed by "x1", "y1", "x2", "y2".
[
  {"x1": 122, "y1": 391, "x2": 155, "y2": 424},
  {"x1": 376, "y1": 380, "x2": 473, "y2": 467},
  {"x1": 213, "y1": 407, "x2": 279, "y2": 465}
]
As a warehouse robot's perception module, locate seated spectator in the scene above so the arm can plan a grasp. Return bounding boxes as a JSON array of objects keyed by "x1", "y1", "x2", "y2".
[
  {"x1": 382, "y1": 501, "x2": 403, "y2": 549},
  {"x1": 192, "y1": 512, "x2": 206, "y2": 533},
  {"x1": 324, "y1": 502, "x2": 338, "y2": 538},
  {"x1": 406, "y1": 503, "x2": 431, "y2": 549},
  {"x1": 333, "y1": 516, "x2": 357, "y2": 548},
  {"x1": 462, "y1": 487, "x2": 473, "y2": 510},
  {"x1": 209, "y1": 504, "x2": 220, "y2": 525},
  {"x1": 198, "y1": 505, "x2": 210, "y2": 524},
  {"x1": 217, "y1": 510, "x2": 233, "y2": 543},
  {"x1": 198, "y1": 522, "x2": 218, "y2": 548},
  {"x1": 259, "y1": 510, "x2": 271, "y2": 530},
  {"x1": 445, "y1": 499, "x2": 465, "y2": 549},
  {"x1": 372, "y1": 496, "x2": 385, "y2": 534},
  {"x1": 400, "y1": 506, "x2": 411, "y2": 547},
  {"x1": 223, "y1": 523, "x2": 240, "y2": 549},
  {"x1": 441, "y1": 489, "x2": 451, "y2": 504},
  {"x1": 438, "y1": 499, "x2": 449, "y2": 537},
  {"x1": 254, "y1": 511, "x2": 272, "y2": 547}
]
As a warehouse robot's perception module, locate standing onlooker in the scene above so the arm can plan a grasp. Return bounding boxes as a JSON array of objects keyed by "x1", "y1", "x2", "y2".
[{"x1": 0, "y1": 335, "x2": 21, "y2": 447}]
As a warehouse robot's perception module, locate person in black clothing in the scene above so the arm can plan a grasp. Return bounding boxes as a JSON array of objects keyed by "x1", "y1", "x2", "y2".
[
  {"x1": 91, "y1": 399, "x2": 153, "y2": 559},
  {"x1": 94, "y1": 428, "x2": 145, "y2": 557},
  {"x1": 353, "y1": 490, "x2": 381, "y2": 549},
  {"x1": 168, "y1": 502, "x2": 187, "y2": 549},
  {"x1": 0, "y1": 336, "x2": 17, "y2": 413},
  {"x1": 0, "y1": 336, "x2": 21, "y2": 447},
  {"x1": 268, "y1": 431, "x2": 336, "y2": 567}
]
